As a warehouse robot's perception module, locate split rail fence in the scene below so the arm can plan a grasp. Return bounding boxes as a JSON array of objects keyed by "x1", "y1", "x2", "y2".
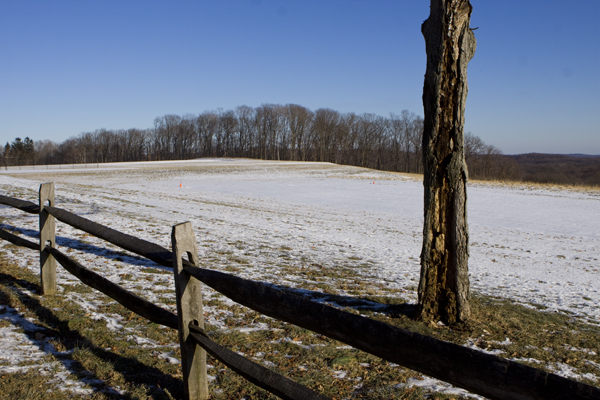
[{"x1": 0, "y1": 182, "x2": 599, "y2": 400}]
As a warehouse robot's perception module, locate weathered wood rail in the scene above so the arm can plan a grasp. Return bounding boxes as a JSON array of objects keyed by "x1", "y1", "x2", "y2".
[{"x1": 0, "y1": 183, "x2": 599, "y2": 400}]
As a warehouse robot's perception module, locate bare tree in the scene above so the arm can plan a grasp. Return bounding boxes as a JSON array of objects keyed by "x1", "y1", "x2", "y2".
[
  {"x1": 371, "y1": 115, "x2": 388, "y2": 170},
  {"x1": 254, "y1": 106, "x2": 268, "y2": 159},
  {"x1": 122, "y1": 129, "x2": 149, "y2": 161},
  {"x1": 337, "y1": 112, "x2": 358, "y2": 166},
  {"x1": 194, "y1": 111, "x2": 219, "y2": 157},
  {"x1": 152, "y1": 115, "x2": 182, "y2": 160},
  {"x1": 254, "y1": 104, "x2": 284, "y2": 160},
  {"x1": 399, "y1": 110, "x2": 416, "y2": 172},
  {"x1": 409, "y1": 115, "x2": 424, "y2": 173},
  {"x1": 34, "y1": 140, "x2": 59, "y2": 165},
  {"x1": 312, "y1": 108, "x2": 340, "y2": 163},
  {"x1": 388, "y1": 113, "x2": 405, "y2": 172},
  {"x1": 355, "y1": 113, "x2": 380, "y2": 168},
  {"x1": 220, "y1": 110, "x2": 238, "y2": 158},
  {"x1": 285, "y1": 104, "x2": 313, "y2": 161},
  {"x1": 417, "y1": 0, "x2": 476, "y2": 324},
  {"x1": 0, "y1": 143, "x2": 8, "y2": 169},
  {"x1": 235, "y1": 106, "x2": 255, "y2": 158},
  {"x1": 464, "y1": 131, "x2": 484, "y2": 168}
]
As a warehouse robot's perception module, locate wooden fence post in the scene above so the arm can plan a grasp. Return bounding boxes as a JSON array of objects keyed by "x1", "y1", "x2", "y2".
[
  {"x1": 39, "y1": 182, "x2": 56, "y2": 295},
  {"x1": 172, "y1": 222, "x2": 209, "y2": 400}
]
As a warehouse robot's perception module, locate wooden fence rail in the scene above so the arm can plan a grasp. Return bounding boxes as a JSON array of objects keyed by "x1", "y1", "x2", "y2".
[
  {"x1": 46, "y1": 246, "x2": 179, "y2": 329},
  {"x1": 0, "y1": 227, "x2": 38, "y2": 250},
  {"x1": 0, "y1": 194, "x2": 39, "y2": 214},
  {"x1": 46, "y1": 205, "x2": 173, "y2": 268},
  {"x1": 0, "y1": 183, "x2": 599, "y2": 400},
  {"x1": 0, "y1": 194, "x2": 173, "y2": 267},
  {"x1": 0, "y1": 184, "x2": 329, "y2": 400},
  {"x1": 188, "y1": 323, "x2": 330, "y2": 400}
]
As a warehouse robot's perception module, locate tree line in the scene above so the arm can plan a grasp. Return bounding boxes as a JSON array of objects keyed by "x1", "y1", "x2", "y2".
[
  {"x1": 2, "y1": 137, "x2": 35, "y2": 167},
  {"x1": 2, "y1": 103, "x2": 519, "y2": 181}
]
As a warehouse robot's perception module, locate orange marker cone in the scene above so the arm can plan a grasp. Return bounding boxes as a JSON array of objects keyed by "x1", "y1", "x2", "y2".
[{"x1": 179, "y1": 183, "x2": 182, "y2": 187}]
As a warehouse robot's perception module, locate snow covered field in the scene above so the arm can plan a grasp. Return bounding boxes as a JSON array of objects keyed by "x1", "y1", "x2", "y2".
[{"x1": 1, "y1": 158, "x2": 599, "y2": 397}]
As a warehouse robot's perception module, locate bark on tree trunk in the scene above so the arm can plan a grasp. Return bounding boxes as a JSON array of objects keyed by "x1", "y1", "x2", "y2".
[{"x1": 417, "y1": 0, "x2": 476, "y2": 324}]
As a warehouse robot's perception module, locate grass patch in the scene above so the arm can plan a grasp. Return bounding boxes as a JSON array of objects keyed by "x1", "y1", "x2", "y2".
[
  {"x1": 0, "y1": 254, "x2": 182, "y2": 399},
  {"x1": 1, "y1": 246, "x2": 599, "y2": 399},
  {"x1": 361, "y1": 295, "x2": 600, "y2": 386},
  {"x1": 206, "y1": 325, "x2": 428, "y2": 400},
  {"x1": 0, "y1": 369, "x2": 98, "y2": 400},
  {"x1": 141, "y1": 267, "x2": 167, "y2": 274}
]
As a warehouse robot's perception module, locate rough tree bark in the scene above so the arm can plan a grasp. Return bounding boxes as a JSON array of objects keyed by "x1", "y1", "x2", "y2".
[{"x1": 417, "y1": 0, "x2": 476, "y2": 324}]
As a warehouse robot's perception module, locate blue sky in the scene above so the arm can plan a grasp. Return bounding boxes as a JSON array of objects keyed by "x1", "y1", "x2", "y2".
[{"x1": 1, "y1": 0, "x2": 598, "y2": 155}]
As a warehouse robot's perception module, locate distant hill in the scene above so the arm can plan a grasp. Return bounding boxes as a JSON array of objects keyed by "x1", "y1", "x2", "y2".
[
  {"x1": 565, "y1": 154, "x2": 600, "y2": 158},
  {"x1": 506, "y1": 153, "x2": 600, "y2": 186}
]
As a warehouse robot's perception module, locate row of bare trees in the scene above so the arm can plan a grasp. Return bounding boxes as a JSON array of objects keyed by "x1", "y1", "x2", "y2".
[
  {"x1": 464, "y1": 133, "x2": 521, "y2": 180},
  {"x1": 3, "y1": 104, "x2": 517, "y2": 179}
]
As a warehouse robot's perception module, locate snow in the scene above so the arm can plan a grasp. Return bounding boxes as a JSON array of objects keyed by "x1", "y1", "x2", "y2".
[
  {"x1": 398, "y1": 376, "x2": 485, "y2": 399},
  {"x1": 1, "y1": 158, "x2": 599, "y2": 396},
  {"x1": 0, "y1": 304, "x2": 104, "y2": 395},
  {"x1": 158, "y1": 351, "x2": 181, "y2": 365},
  {"x1": 548, "y1": 362, "x2": 598, "y2": 382}
]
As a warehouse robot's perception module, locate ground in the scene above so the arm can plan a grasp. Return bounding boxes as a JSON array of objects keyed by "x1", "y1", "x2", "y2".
[{"x1": 0, "y1": 159, "x2": 599, "y2": 399}]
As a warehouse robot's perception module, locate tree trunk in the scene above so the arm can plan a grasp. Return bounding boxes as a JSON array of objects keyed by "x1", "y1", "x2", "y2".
[{"x1": 417, "y1": 0, "x2": 476, "y2": 324}]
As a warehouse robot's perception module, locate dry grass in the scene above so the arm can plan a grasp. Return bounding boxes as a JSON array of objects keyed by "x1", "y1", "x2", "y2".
[
  {"x1": 1, "y1": 174, "x2": 599, "y2": 399},
  {"x1": 2, "y1": 245, "x2": 600, "y2": 400},
  {"x1": 0, "y1": 254, "x2": 182, "y2": 399},
  {"x1": 1, "y1": 160, "x2": 598, "y2": 400},
  {"x1": 468, "y1": 177, "x2": 600, "y2": 193}
]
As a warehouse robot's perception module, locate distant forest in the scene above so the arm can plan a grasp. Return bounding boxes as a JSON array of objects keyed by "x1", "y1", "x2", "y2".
[
  {"x1": 507, "y1": 153, "x2": 600, "y2": 186},
  {"x1": 2, "y1": 104, "x2": 599, "y2": 186}
]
